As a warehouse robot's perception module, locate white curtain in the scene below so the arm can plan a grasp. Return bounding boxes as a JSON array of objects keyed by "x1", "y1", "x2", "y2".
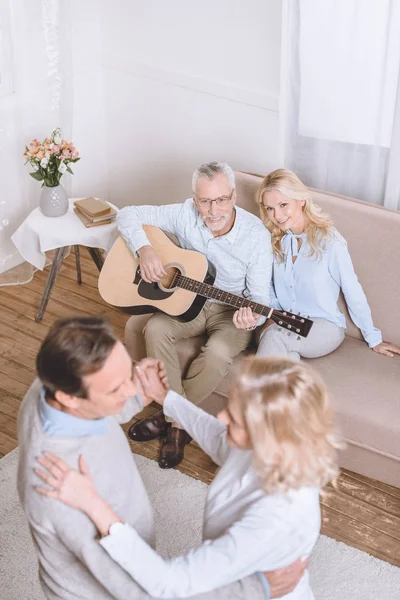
[
  {"x1": 0, "y1": 0, "x2": 73, "y2": 284},
  {"x1": 283, "y1": 0, "x2": 400, "y2": 209}
]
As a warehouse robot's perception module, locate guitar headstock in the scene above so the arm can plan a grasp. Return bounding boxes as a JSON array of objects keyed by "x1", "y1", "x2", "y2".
[{"x1": 270, "y1": 310, "x2": 314, "y2": 339}]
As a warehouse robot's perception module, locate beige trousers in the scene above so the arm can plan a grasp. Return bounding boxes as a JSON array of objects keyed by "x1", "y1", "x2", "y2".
[{"x1": 143, "y1": 302, "x2": 252, "y2": 410}]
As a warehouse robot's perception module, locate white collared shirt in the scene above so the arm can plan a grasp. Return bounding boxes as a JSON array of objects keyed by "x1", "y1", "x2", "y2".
[
  {"x1": 117, "y1": 199, "x2": 272, "y2": 314},
  {"x1": 100, "y1": 392, "x2": 320, "y2": 599}
]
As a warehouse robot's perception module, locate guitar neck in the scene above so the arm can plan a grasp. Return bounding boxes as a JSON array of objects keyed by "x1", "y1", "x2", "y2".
[{"x1": 175, "y1": 274, "x2": 273, "y2": 317}]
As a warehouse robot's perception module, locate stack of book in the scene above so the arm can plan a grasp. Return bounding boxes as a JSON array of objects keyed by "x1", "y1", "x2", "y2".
[{"x1": 73, "y1": 197, "x2": 117, "y2": 228}]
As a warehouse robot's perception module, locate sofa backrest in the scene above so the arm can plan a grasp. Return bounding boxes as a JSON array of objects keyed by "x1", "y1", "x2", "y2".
[{"x1": 235, "y1": 171, "x2": 400, "y2": 345}]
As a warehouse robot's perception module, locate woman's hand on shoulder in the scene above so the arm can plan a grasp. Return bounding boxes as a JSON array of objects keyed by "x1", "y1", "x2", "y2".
[
  {"x1": 35, "y1": 453, "x2": 98, "y2": 511},
  {"x1": 233, "y1": 307, "x2": 260, "y2": 330},
  {"x1": 372, "y1": 341, "x2": 400, "y2": 358}
]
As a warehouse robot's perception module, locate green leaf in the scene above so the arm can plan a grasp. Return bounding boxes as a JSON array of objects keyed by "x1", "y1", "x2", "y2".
[
  {"x1": 66, "y1": 166, "x2": 74, "y2": 174},
  {"x1": 30, "y1": 171, "x2": 44, "y2": 181}
]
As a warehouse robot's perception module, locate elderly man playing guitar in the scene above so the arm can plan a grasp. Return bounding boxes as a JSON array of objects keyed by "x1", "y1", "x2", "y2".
[{"x1": 116, "y1": 161, "x2": 272, "y2": 469}]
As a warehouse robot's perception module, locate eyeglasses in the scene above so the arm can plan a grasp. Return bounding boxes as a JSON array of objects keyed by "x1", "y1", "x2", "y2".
[{"x1": 194, "y1": 189, "x2": 234, "y2": 208}]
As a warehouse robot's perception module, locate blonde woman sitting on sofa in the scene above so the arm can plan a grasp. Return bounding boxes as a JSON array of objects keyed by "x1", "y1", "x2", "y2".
[
  {"x1": 35, "y1": 356, "x2": 340, "y2": 600},
  {"x1": 233, "y1": 168, "x2": 400, "y2": 361}
]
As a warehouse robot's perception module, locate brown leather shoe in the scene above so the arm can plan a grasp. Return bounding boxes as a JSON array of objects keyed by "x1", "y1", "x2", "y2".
[
  {"x1": 128, "y1": 410, "x2": 171, "y2": 442},
  {"x1": 158, "y1": 427, "x2": 192, "y2": 469}
]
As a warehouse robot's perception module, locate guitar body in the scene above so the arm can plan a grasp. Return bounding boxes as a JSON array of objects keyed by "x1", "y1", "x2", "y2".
[{"x1": 98, "y1": 226, "x2": 216, "y2": 321}]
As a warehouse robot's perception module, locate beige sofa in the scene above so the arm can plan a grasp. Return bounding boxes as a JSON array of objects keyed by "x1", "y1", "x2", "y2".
[{"x1": 125, "y1": 171, "x2": 400, "y2": 488}]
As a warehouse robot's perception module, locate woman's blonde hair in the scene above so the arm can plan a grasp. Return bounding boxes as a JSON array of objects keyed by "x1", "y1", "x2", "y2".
[
  {"x1": 255, "y1": 168, "x2": 335, "y2": 261},
  {"x1": 233, "y1": 356, "x2": 342, "y2": 494}
]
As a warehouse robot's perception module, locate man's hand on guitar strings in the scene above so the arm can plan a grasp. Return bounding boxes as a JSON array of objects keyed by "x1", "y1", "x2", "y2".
[
  {"x1": 233, "y1": 306, "x2": 260, "y2": 330},
  {"x1": 137, "y1": 245, "x2": 167, "y2": 283}
]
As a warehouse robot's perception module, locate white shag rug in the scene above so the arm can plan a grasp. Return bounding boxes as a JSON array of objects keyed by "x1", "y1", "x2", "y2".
[{"x1": 1, "y1": 449, "x2": 399, "y2": 600}]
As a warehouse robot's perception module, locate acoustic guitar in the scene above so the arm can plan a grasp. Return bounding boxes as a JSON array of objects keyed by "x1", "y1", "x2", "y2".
[{"x1": 98, "y1": 225, "x2": 314, "y2": 338}]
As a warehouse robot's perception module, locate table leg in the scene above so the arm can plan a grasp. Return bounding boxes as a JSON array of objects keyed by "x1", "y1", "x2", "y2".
[
  {"x1": 35, "y1": 246, "x2": 67, "y2": 322},
  {"x1": 86, "y1": 247, "x2": 104, "y2": 272},
  {"x1": 74, "y1": 245, "x2": 82, "y2": 284}
]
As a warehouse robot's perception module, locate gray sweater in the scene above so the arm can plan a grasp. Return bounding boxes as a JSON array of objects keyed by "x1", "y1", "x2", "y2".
[{"x1": 17, "y1": 379, "x2": 266, "y2": 600}]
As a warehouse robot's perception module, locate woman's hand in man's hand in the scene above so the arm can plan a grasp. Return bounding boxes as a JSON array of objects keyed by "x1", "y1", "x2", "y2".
[
  {"x1": 135, "y1": 358, "x2": 169, "y2": 405},
  {"x1": 372, "y1": 341, "x2": 400, "y2": 358}
]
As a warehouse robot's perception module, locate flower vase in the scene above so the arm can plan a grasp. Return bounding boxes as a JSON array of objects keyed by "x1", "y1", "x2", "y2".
[{"x1": 40, "y1": 184, "x2": 69, "y2": 217}]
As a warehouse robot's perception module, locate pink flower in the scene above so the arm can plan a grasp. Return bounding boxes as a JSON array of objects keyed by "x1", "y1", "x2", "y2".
[
  {"x1": 36, "y1": 150, "x2": 44, "y2": 160},
  {"x1": 52, "y1": 145, "x2": 60, "y2": 154},
  {"x1": 62, "y1": 149, "x2": 71, "y2": 158},
  {"x1": 72, "y1": 150, "x2": 79, "y2": 158}
]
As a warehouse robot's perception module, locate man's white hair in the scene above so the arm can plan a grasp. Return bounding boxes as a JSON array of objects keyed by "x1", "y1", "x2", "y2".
[{"x1": 192, "y1": 161, "x2": 235, "y2": 194}]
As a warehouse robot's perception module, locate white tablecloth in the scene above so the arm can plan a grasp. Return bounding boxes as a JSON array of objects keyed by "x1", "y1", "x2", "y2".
[{"x1": 11, "y1": 199, "x2": 119, "y2": 270}]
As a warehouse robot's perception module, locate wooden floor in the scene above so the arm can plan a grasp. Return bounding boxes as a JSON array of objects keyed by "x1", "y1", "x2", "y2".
[{"x1": 1, "y1": 248, "x2": 400, "y2": 568}]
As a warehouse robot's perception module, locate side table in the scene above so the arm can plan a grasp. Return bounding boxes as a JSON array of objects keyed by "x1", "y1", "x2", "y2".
[{"x1": 11, "y1": 199, "x2": 119, "y2": 322}]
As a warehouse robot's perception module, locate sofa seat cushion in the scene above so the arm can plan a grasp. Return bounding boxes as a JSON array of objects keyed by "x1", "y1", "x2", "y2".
[{"x1": 304, "y1": 336, "x2": 400, "y2": 462}]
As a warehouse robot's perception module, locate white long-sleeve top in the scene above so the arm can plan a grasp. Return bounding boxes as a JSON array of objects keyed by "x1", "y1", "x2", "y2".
[
  {"x1": 100, "y1": 392, "x2": 321, "y2": 599},
  {"x1": 117, "y1": 200, "x2": 272, "y2": 323}
]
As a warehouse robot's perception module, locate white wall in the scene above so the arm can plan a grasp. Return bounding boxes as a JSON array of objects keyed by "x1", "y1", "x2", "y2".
[
  {"x1": 90, "y1": 0, "x2": 283, "y2": 207},
  {"x1": 69, "y1": 0, "x2": 108, "y2": 200}
]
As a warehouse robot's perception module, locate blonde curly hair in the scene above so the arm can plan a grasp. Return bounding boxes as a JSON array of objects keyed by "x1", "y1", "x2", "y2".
[
  {"x1": 255, "y1": 168, "x2": 335, "y2": 261},
  {"x1": 232, "y1": 356, "x2": 342, "y2": 494}
]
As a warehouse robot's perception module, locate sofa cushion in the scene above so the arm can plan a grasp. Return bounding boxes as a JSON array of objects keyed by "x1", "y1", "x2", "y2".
[{"x1": 304, "y1": 337, "x2": 400, "y2": 461}]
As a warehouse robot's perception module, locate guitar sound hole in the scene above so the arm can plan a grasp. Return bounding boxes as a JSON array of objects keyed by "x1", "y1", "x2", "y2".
[{"x1": 159, "y1": 266, "x2": 181, "y2": 291}]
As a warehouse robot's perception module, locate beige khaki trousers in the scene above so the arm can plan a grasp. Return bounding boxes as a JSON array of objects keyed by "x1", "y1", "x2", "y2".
[{"x1": 143, "y1": 302, "x2": 253, "y2": 410}]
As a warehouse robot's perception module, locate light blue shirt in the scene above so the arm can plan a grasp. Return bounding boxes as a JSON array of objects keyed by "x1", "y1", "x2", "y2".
[
  {"x1": 269, "y1": 230, "x2": 382, "y2": 348},
  {"x1": 117, "y1": 199, "x2": 272, "y2": 324},
  {"x1": 39, "y1": 387, "x2": 108, "y2": 436}
]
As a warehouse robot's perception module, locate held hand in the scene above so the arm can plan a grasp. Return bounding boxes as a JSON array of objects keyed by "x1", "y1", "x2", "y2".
[
  {"x1": 265, "y1": 557, "x2": 309, "y2": 598},
  {"x1": 35, "y1": 453, "x2": 98, "y2": 512},
  {"x1": 135, "y1": 358, "x2": 169, "y2": 393},
  {"x1": 233, "y1": 307, "x2": 260, "y2": 330},
  {"x1": 135, "y1": 359, "x2": 169, "y2": 405},
  {"x1": 138, "y1": 245, "x2": 167, "y2": 283},
  {"x1": 372, "y1": 341, "x2": 400, "y2": 358}
]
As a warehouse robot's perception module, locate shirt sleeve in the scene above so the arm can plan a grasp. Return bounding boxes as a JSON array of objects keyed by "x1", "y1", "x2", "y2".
[
  {"x1": 100, "y1": 496, "x2": 308, "y2": 599},
  {"x1": 244, "y1": 226, "x2": 273, "y2": 327},
  {"x1": 117, "y1": 203, "x2": 187, "y2": 256},
  {"x1": 163, "y1": 391, "x2": 230, "y2": 466},
  {"x1": 328, "y1": 238, "x2": 382, "y2": 347}
]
